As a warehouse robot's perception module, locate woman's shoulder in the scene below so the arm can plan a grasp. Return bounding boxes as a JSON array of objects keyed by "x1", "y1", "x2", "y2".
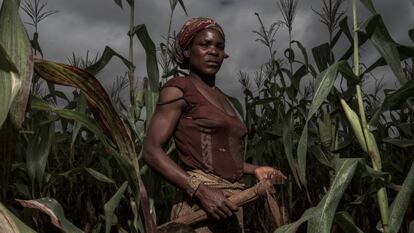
[{"x1": 162, "y1": 76, "x2": 190, "y2": 92}]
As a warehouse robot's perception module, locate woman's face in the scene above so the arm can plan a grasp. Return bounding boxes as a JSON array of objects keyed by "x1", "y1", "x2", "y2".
[{"x1": 185, "y1": 29, "x2": 226, "y2": 78}]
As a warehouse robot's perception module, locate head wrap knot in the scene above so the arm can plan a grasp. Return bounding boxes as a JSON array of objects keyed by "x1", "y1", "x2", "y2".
[{"x1": 173, "y1": 17, "x2": 225, "y2": 69}]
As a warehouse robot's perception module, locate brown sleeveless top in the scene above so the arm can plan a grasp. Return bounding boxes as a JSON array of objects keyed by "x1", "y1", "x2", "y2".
[{"x1": 162, "y1": 76, "x2": 248, "y2": 182}]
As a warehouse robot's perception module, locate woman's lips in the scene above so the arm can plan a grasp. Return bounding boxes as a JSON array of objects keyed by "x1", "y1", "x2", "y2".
[{"x1": 205, "y1": 61, "x2": 220, "y2": 67}]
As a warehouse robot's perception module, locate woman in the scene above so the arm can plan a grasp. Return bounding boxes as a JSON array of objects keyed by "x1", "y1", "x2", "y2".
[{"x1": 143, "y1": 17, "x2": 286, "y2": 232}]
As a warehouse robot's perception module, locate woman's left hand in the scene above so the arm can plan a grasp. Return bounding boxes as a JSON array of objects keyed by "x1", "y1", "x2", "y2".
[{"x1": 253, "y1": 166, "x2": 286, "y2": 185}]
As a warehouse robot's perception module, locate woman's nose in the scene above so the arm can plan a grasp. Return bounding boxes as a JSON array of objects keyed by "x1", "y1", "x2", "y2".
[{"x1": 208, "y1": 47, "x2": 219, "y2": 56}]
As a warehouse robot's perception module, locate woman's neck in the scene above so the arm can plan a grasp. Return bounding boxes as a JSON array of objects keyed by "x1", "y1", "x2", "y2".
[{"x1": 188, "y1": 71, "x2": 216, "y2": 89}]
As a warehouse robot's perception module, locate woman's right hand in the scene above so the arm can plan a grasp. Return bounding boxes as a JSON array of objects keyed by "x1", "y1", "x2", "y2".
[{"x1": 194, "y1": 183, "x2": 238, "y2": 219}]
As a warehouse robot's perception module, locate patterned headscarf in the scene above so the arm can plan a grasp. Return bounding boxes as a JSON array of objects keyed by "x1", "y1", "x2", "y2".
[{"x1": 173, "y1": 17, "x2": 225, "y2": 69}]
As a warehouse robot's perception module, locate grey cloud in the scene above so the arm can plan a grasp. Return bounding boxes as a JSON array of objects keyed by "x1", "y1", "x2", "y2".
[{"x1": 1, "y1": 0, "x2": 412, "y2": 100}]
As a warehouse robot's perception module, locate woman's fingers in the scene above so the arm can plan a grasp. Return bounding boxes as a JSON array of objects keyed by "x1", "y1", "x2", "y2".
[
  {"x1": 226, "y1": 199, "x2": 239, "y2": 212},
  {"x1": 196, "y1": 185, "x2": 238, "y2": 219},
  {"x1": 216, "y1": 206, "x2": 231, "y2": 219},
  {"x1": 266, "y1": 169, "x2": 286, "y2": 184},
  {"x1": 209, "y1": 199, "x2": 237, "y2": 219}
]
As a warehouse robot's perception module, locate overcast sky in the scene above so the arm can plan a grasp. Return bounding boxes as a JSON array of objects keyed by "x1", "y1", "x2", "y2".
[{"x1": 2, "y1": 0, "x2": 413, "y2": 101}]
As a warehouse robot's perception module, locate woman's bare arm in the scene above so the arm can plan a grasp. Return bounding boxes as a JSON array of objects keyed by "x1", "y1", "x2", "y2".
[{"x1": 143, "y1": 86, "x2": 190, "y2": 191}]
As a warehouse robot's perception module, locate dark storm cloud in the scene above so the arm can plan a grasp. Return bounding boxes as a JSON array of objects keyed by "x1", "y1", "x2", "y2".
[{"x1": 1, "y1": 0, "x2": 412, "y2": 99}]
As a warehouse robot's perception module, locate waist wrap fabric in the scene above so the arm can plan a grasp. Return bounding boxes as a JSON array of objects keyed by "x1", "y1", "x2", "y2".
[{"x1": 171, "y1": 170, "x2": 247, "y2": 233}]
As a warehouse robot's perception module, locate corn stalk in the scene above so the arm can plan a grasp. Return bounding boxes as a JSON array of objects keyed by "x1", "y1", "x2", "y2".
[
  {"x1": 343, "y1": 1, "x2": 390, "y2": 232},
  {"x1": 128, "y1": 0, "x2": 136, "y2": 104}
]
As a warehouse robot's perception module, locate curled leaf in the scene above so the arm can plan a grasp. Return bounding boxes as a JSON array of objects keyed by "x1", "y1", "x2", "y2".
[
  {"x1": 16, "y1": 198, "x2": 83, "y2": 233},
  {"x1": 339, "y1": 99, "x2": 367, "y2": 152}
]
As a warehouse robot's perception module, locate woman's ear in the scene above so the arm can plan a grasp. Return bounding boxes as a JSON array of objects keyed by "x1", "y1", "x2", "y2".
[{"x1": 184, "y1": 49, "x2": 190, "y2": 58}]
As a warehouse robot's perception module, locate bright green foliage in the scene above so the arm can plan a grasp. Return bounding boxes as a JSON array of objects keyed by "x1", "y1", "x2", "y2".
[
  {"x1": 369, "y1": 81, "x2": 414, "y2": 128},
  {"x1": 104, "y1": 181, "x2": 128, "y2": 233},
  {"x1": 129, "y1": 24, "x2": 159, "y2": 92},
  {"x1": 297, "y1": 61, "x2": 343, "y2": 185},
  {"x1": 0, "y1": 0, "x2": 33, "y2": 129},
  {"x1": 26, "y1": 120, "x2": 54, "y2": 193},
  {"x1": 275, "y1": 159, "x2": 361, "y2": 233},
  {"x1": 30, "y1": 95, "x2": 115, "y2": 150},
  {"x1": 0, "y1": 44, "x2": 20, "y2": 127},
  {"x1": 33, "y1": 59, "x2": 156, "y2": 232},
  {"x1": 389, "y1": 161, "x2": 414, "y2": 233},
  {"x1": 361, "y1": 15, "x2": 407, "y2": 85},
  {"x1": 339, "y1": 99, "x2": 367, "y2": 152}
]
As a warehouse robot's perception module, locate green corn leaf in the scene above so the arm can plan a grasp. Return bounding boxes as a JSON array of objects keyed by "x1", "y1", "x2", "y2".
[
  {"x1": 409, "y1": 220, "x2": 414, "y2": 233},
  {"x1": 276, "y1": 159, "x2": 361, "y2": 233},
  {"x1": 104, "y1": 181, "x2": 128, "y2": 233},
  {"x1": 334, "y1": 211, "x2": 364, "y2": 233},
  {"x1": 308, "y1": 61, "x2": 344, "y2": 120},
  {"x1": 363, "y1": 45, "x2": 414, "y2": 75},
  {"x1": 318, "y1": 113, "x2": 332, "y2": 148},
  {"x1": 16, "y1": 198, "x2": 83, "y2": 233},
  {"x1": 297, "y1": 124, "x2": 308, "y2": 186},
  {"x1": 312, "y1": 43, "x2": 332, "y2": 72},
  {"x1": 282, "y1": 111, "x2": 301, "y2": 188},
  {"x1": 0, "y1": 203, "x2": 37, "y2": 233},
  {"x1": 225, "y1": 94, "x2": 244, "y2": 119},
  {"x1": 26, "y1": 121, "x2": 54, "y2": 191},
  {"x1": 362, "y1": 15, "x2": 407, "y2": 85},
  {"x1": 112, "y1": 0, "x2": 133, "y2": 9},
  {"x1": 365, "y1": 129, "x2": 382, "y2": 169},
  {"x1": 70, "y1": 93, "x2": 87, "y2": 160},
  {"x1": 292, "y1": 41, "x2": 309, "y2": 66},
  {"x1": 369, "y1": 81, "x2": 414, "y2": 128},
  {"x1": 86, "y1": 46, "x2": 134, "y2": 75},
  {"x1": 382, "y1": 138, "x2": 414, "y2": 148},
  {"x1": 34, "y1": 59, "x2": 135, "y2": 158},
  {"x1": 133, "y1": 79, "x2": 147, "y2": 121},
  {"x1": 252, "y1": 97, "x2": 279, "y2": 105},
  {"x1": 409, "y1": 29, "x2": 414, "y2": 43},
  {"x1": 129, "y1": 24, "x2": 159, "y2": 91},
  {"x1": 356, "y1": 162, "x2": 391, "y2": 194},
  {"x1": 177, "y1": 0, "x2": 188, "y2": 15},
  {"x1": 34, "y1": 59, "x2": 157, "y2": 233},
  {"x1": 170, "y1": 0, "x2": 188, "y2": 15},
  {"x1": 145, "y1": 90, "x2": 159, "y2": 129},
  {"x1": 84, "y1": 168, "x2": 115, "y2": 184},
  {"x1": 292, "y1": 65, "x2": 308, "y2": 90},
  {"x1": 48, "y1": 90, "x2": 70, "y2": 103},
  {"x1": 388, "y1": 160, "x2": 414, "y2": 233},
  {"x1": 0, "y1": 44, "x2": 19, "y2": 73},
  {"x1": 113, "y1": 0, "x2": 123, "y2": 8},
  {"x1": 339, "y1": 99, "x2": 367, "y2": 152},
  {"x1": 338, "y1": 62, "x2": 359, "y2": 84},
  {"x1": 297, "y1": 61, "x2": 343, "y2": 185},
  {"x1": 0, "y1": 45, "x2": 20, "y2": 128},
  {"x1": 339, "y1": 31, "x2": 369, "y2": 61},
  {"x1": 309, "y1": 146, "x2": 332, "y2": 168},
  {"x1": 337, "y1": 17, "x2": 353, "y2": 44},
  {"x1": 30, "y1": 95, "x2": 116, "y2": 152},
  {"x1": 307, "y1": 159, "x2": 361, "y2": 232},
  {"x1": 284, "y1": 48, "x2": 295, "y2": 64},
  {"x1": 359, "y1": 0, "x2": 377, "y2": 14},
  {"x1": 30, "y1": 32, "x2": 43, "y2": 56},
  {"x1": 274, "y1": 207, "x2": 316, "y2": 233},
  {"x1": 0, "y1": 0, "x2": 34, "y2": 129}
]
